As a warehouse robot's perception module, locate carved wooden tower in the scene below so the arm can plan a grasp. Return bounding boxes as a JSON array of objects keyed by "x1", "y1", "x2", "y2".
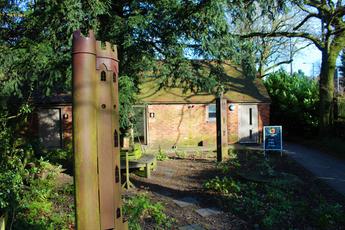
[{"x1": 72, "y1": 30, "x2": 127, "y2": 230}]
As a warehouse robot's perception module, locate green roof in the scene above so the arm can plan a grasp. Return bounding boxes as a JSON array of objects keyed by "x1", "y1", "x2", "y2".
[{"x1": 137, "y1": 62, "x2": 271, "y2": 104}]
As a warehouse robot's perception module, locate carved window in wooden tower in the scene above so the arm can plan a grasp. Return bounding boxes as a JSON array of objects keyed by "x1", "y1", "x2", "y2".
[
  {"x1": 114, "y1": 129, "x2": 118, "y2": 147},
  {"x1": 101, "y1": 71, "x2": 106, "y2": 81},
  {"x1": 116, "y1": 208, "x2": 121, "y2": 218},
  {"x1": 115, "y1": 166, "x2": 119, "y2": 183}
]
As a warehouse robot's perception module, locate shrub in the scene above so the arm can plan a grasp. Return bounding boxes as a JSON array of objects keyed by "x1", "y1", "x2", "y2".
[
  {"x1": 156, "y1": 147, "x2": 168, "y2": 161},
  {"x1": 12, "y1": 161, "x2": 75, "y2": 230},
  {"x1": 203, "y1": 176, "x2": 241, "y2": 194},
  {"x1": 264, "y1": 69, "x2": 319, "y2": 137},
  {"x1": 123, "y1": 193, "x2": 174, "y2": 229}
]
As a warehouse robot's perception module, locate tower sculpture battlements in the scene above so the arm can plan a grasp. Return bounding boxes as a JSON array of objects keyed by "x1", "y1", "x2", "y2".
[{"x1": 72, "y1": 30, "x2": 127, "y2": 230}]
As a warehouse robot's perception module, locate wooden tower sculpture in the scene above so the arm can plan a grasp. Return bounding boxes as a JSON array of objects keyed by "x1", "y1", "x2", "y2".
[{"x1": 72, "y1": 30, "x2": 128, "y2": 230}]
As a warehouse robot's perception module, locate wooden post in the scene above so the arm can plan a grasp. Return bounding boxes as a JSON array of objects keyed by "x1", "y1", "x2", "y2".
[
  {"x1": 73, "y1": 30, "x2": 128, "y2": 230},
  {"x1": 216, "y1": 95, "x2": 228, "y2": 162},
  {"x1": 72, "y1": 30, "x2": 101, "y2": 230}
]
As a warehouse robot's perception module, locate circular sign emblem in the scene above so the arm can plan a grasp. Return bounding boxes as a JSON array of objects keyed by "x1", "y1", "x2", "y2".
[{"x1": 270, "y1": 128, "x2": 276, "y2": 134}]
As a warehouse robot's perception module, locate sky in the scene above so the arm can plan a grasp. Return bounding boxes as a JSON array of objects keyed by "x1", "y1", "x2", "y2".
[{"x1": 288, "y1": 45, "x2": 322, "y2": 77}]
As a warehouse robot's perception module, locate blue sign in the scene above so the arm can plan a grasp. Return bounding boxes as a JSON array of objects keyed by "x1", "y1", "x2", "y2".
[{"x1": 263, "y1": 126, "x2": 282, "y2": 151}]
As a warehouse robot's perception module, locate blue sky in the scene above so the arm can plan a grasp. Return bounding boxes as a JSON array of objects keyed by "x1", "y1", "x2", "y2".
[{"x1": 289, "y1": 45, "x2": 322, "y2": 77}]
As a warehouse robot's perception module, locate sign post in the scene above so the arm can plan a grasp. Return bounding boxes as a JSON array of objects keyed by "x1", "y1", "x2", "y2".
[
  {"x1": 263, "y1": 126, "x2": 283, "y2": 156},
  {"x1": 216, "y1": 95, "x2": 228, "y2": 162}
]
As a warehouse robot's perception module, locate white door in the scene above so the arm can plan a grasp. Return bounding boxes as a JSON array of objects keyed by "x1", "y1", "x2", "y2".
[
  {"x1": 38, "y1": 108, "x2": 62, "y2": 148},
  {"x1": 238, "y1": 104, "x2": 258, "y2": 143}
]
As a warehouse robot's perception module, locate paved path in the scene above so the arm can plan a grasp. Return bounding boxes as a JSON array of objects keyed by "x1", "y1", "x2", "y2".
[{"x1": 284, "y1": 142, "x2": 345, "y2": 196}]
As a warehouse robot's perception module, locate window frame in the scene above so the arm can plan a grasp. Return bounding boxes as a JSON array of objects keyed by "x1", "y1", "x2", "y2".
[{"x1": 207, "y1": 104, "x2": 217, "y2": 122}]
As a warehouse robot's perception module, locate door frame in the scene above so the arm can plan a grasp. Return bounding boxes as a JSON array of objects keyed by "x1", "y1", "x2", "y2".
[
  {"x1": 238, "y1": 104, "x2": 259, "y2": 144},
  {"x1": 133, "y1": 105, "x2": 148, "y2": 145}
]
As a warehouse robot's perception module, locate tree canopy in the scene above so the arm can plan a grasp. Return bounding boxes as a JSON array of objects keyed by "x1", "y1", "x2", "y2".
[{"x1": 233, "y1": 0, "x2": 345, "y2": 135}]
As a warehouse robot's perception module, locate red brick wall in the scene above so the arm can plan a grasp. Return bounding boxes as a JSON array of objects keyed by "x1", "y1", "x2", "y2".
[
  {"x1": 61, "y1": 106, "x2": 73, "y2": 147},
  {"x1": 146, "y1": 103, "x2": 270, "y2": 147},
  {"x1": 147, "y1": 104, "x2": 216, "y2": 147},
  {"x1": 227, "y1": 103, "x2": 239, "y2": 144},
  {"x1": 43, "y1": 102, "x2": 269, "y2": 148},
  {"x1": 258, "y1": 103, "x2": 270, "y2": 143}
]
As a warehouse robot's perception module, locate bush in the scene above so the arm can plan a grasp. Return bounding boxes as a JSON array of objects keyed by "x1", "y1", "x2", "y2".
[
  {"x1": 203, "y1": 176, "x2": 241, "y2": 194},
  {"x1": 156, "y1": 147, "x2": 168, "y2": 161},
  {"x1": 0, "y1": 115, "x2": 74, "y2": 229},
  {"x1": 42, "y1": 143, "x2": 73, "y2": 174},
  {"x1": 264, "y1": 69, "x2": 319, "y2": 137},
  {"x1": 11, "y1": 161, "x2": 74, "y2": 230},
  {"x1": 123, "y1": 193, "x2": 174, "y2": 229}
]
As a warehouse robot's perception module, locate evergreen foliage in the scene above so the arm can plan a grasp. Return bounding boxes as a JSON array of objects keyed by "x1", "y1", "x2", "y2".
[{"x1": 264, "y1": 70, "x2": 319, "y2": 137}]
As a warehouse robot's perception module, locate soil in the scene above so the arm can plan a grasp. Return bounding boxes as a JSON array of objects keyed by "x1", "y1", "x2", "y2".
[
  {"x1": 126, "y1": 153, "x2": 248, "y2": 230},
  {"x1": 125, "y1": 151, "x2": 345, "y2": 229}
]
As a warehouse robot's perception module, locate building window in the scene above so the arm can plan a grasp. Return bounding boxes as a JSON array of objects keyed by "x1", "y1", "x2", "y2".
[{"x1": 208, "y1": 104, "x2": 216, "y2": 121}]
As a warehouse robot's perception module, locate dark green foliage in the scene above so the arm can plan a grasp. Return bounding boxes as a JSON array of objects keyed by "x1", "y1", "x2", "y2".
[
  {"x1": 12, "y1": 162, "x2": 74, "y2": 230},
  {"x1": 119, "y1": 75, "x2": 137, "y2": 132},
  {"x1": 1, "y1": 0, "x2": 108, "y2": 102},
  {"x1": 0, "y1": 110, "x2": 74, "y2": 228},
  {"x1": 264, "y1": 69, "x2": 319, "y2": 137},
  {"x1": 96, "y1": 1, "x2": 239, "y2": 93},
  {"x1": 123, "y1": 193, "x2": 174, "y2": 229},
  {"x1": 204, "y1": 151, "x2": 345, "y2": 229}
]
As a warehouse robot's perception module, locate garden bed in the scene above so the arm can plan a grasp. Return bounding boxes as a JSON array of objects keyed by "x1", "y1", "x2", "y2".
[
  {"x1": 129, "y1": 149, "x2": 345, "y2": 229},
  {"x1": 204, "y1": 150, "x2": 345, "y2": 229}
]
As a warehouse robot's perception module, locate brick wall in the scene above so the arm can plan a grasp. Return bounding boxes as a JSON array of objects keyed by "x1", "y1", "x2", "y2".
[
  {"x1": 227, "y1": 103, "x2": 239, "y2": 144},
  {"x1": 37, "y1": 102, "x2": 269, "y2": 149},
  {"x1": 147, "y1": 104, "x2": 216, "y2": 148},
  {"x1": 258, "y1": 103, "x2": 270, "y2": 143},
  {"x1": 61, "y1": 105, "x2": 73, "y2": 147},
  {"x1": 146, "y1": 103, "x2": 270, "y2": 147}
]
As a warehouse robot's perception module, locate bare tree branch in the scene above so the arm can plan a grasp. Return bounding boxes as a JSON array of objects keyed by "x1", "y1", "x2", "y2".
[
  {"x1": 264, "y1": 59, "x2": 293, "y2": 72},
  {"x1": 293, "y1": 13, "x2": 320, "y2": 30},
  {"x1": 240, "y1": 31, "x2": 324, "y2": 50}
]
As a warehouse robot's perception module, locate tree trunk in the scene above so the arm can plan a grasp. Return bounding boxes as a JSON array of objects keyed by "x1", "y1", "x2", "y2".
[{"x1": 319, "y1": 50, "x2": 336, "y2": 136}]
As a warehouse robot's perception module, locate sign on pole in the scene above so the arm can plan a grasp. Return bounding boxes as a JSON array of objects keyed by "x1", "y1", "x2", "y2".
[{"x1": 263, "y1": 126, "x2": 283, "y2": 156}]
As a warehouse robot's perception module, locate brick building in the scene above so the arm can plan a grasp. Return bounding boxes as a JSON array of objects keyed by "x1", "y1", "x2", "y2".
[
  {"x1": 31, "y1": 94, "x2": 72, "y2": 149},
  {"x1": 33, "y1": 63, "x2": 270, "y2": 149},
  {"x1": 134, "y1": 63, "x2": 271, "y2": 148}
]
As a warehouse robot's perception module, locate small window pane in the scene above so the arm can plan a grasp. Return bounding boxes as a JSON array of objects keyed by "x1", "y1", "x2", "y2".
[{"x1": 208, "y1": 104, "x2": 216, "y2": 120}]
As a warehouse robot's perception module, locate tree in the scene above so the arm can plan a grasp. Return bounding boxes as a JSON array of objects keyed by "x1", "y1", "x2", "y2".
[
  {"x1": 229, "y1": 10, "x2": 311, "y2": 78},
  {"x1": 96, "y1": 1, "x2": 236, "y2": 91},
  {"x1": 264, "y1": 69, "x2": 319, "y2": 136},
  {"x1": 339, "y1": 49, "x2": 345, "y2": 79},
  {"x1": 235, "y1": 0, "x2": 345, "y2": 135}
]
